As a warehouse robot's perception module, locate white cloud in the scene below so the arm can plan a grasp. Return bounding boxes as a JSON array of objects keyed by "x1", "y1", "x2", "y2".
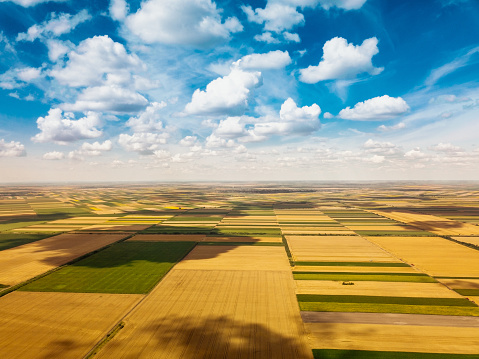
[
  {"x1": 46, "y1": 39, "x2": 71, "y2": 61},
  {"x1": 299, "y1": 36, "x2": 383, "y2": 83},
  {"x1": 16, "y1": 67, "x2": 41, "y2": 82},
  {"x1": 125, "y1": 0, "x2": 242, "y2": 48},
  {"x1": 0, "y1": 139, "x2": 26, "y2": 157},
  {"x1": 234, "y1": 50, "x2": 292, "y2": 70},
  {"x1": 184, "y1": 68, "x2": 262, "y2": 116},
  {"x1": 404, "y1": 149, "x2": 427, "y2": 159},
  {"x1": 338, "y1": 95, "x2": 410, "y2": 120},
  {"x1": 283, "y1": 32, "x2": 300, "y2": 43},
  {"x1": 179, "y1": 136, "x2": 198, "y2": 146},
  {"x1": 377, "y1": 122, "x2": 406, "y2": 132},
  {"x1": 125, "y1": 102, "x2": 167, "y2": 132},
  {"x1": 32, "y1": 108, "x2": 103, "y2": 145},
  {"x1": 242, "y1": 3, "x2": 304, "y2": 33},
  {"x1": 16, "y1": 10, "x2": 91, "y2": 42},
  {"x1": 61, "y1": 86, "x2": 149, "y2": 113},
  {"x1": 316, "y1": 0, "x2": 367, "y2": 10},
  {"x1": 363, "y1": 139, "x2": 401, "y2": 155},
  {"x1": 215, "y1": 117, "x2": 247, "y2": 138},
  {"x1": 118, "y1": 132, "x2": 169, "y2": 155},
  {"x1": 109, "y1": 0, "x2": 129, "y2": 21},
  {"x1": 429, "y1": 142, "x2": 462, "y2": 153},
  {"x1": 254, "y1": 32, "x2": 280, "y2": 44},
  {"x1": 364, "y1": 154, "x2": 385, "y2": 163},
  {"x1": 79, "y1": 140, "x2": 112, "y2": 155},
  {"x1": 252, "y1": 98, "x2": 321, "y2": 137},
  {"x1": 205, "y1": 133, "x2": 236, "y2": 148},
  {"x1": 0, "y1": 0, "x2": 65, "y2": 7},
  {"x1": 50, "y1": 35, "x2": 144, "y2": 87},
  {"x1": 323, "y1": 112, "x2": 334, "y2": 119},
  {"x1": 42, "y1": 151, "x2": 64, "y2": 160}
]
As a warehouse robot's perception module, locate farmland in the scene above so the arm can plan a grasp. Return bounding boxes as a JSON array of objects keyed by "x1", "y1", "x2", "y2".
[{"x1": 0, "y1": 182, "x2": 479, "y2": 357}]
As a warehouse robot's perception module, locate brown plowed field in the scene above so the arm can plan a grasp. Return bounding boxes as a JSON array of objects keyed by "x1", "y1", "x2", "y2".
[
  {"x1": 0, "y1": 292, "x2": 143, "y2": 359},
  {"x1": 0, "y1": 233, "x2": 129, "y2": 286}
]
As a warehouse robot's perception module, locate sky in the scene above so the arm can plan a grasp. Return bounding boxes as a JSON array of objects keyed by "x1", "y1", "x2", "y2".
[{"x1": 1, "y1": 0, "x2": 479, "y2": 183}]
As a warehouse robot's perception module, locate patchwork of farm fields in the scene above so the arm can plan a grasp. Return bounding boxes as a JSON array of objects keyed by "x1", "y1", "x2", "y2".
[{"x1": 0, "y1": 182, "x2": 479, "y2": 357}]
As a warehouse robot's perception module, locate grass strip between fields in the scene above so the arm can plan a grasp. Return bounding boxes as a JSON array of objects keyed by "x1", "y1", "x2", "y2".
[
  {"x1": 300, "y1": 302, "x2": 479, "y2": 316},
  {"x1": 312, "y1": 349, "x2": 479, "y2": 359},
  {"x1": 293, "y1": 272, "x2": 437, "y2": 283},
  {"x1": 297, "y1": 294, "x2": 477, "y2": 307},
  {"x1": 294, "y1": 261, "x2": 410, "y2": 267},
  {"x1": 455, "y1": 289, "x2": 479, "y2": 296},
  {"x1": 19, "y1": 241, "x2": 196, "y2": 294}
]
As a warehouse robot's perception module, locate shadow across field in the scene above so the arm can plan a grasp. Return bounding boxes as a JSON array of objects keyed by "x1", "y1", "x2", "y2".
[{"x1": 100, "y1": 315, "x2": 313, "y2": 358}]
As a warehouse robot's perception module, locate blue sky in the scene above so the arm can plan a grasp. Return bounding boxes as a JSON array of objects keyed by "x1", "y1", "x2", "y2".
[{"x1": 1, "y1": 0, "x2": 479, "y2": 182}]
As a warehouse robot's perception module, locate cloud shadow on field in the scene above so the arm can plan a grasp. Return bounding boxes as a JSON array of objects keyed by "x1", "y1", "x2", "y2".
[{"x1": 102, "y1": 315, "x2": 315, "y2": 359}]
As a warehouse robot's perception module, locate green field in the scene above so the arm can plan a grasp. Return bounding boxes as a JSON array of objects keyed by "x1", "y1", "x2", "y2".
[
  {"x1": 141, "y1": 225, "x2": 213, "y2": 234},
  {"x1": 313, "y1": 349, "x2": 479, "y2": 359},
  {"x1": 294, "y1": 261, "x2": 410, "y2": 267},
  {"x1": 210, "y1": 227, "x2": 282, "y2": 236},
  {"x1": 293, "y1": 272, "x2": 437, "y2": 283},
  {"x1": 297, "y1": 294, "x2": 477, "y2": 307},
  {"x1": 19, "y1": 241, "x2": 196, "y2": 294},
  {"x1": 0, "y1": 220, "x2": 46, "y2": 231},
  {"x1": 0, "y1": 233, "x2": 54, "y2": 251},
  {"x1": 455, "y1": 289, "x2": 479, "y2": 296}
]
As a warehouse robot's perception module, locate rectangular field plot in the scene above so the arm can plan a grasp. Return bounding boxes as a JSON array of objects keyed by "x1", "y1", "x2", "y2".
[
  {"x1": 285, "y1": 235, "x2": 400, "y2": 263},
  {"x1": 312, "y1": 349, "x2": 479, "y2": 358},
  {"x1": 0, "y1": 291, "x2": 143, "y2": 359},
  {"x1": 0, "y1": 233, "x2": 54, "y2": 251},
  {"x1": 174, "y1": 245, "x2": 290, "y2": 271},
  {"x1": 128, "y1": 234, "x2": 207, "y2": 241},
  {"x1": 20, "y1": 241, "x2": 196, "y2": 294},
  {"x1": 0, "y1": 233, "x2": 129, "y2": 286},
  {"x1": 374, "y1": 210, "x2": 479, "y2": 236},
  {"x1": 295, "y1": 280, "x2": 463, "y2": 298},
  {"x1": 96, "y1": 269, "x2": 313, "y2": 359},
  {"x1": 297, "y1": 294, "x2": 479, "y2": 316},
  {"x1": 293, "y1": 272, "x2": 437, "y2": 283},
  {"x1": 306, "y1": 323, "x2": 479, "y2": 354},
  {"x1": 366, "y1": 236, "x2": 479, "y2": 277}
]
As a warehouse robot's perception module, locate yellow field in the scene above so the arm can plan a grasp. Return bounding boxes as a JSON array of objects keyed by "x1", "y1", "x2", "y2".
[
  {"x1": 0, "y1": 292, "x2": 143, "y2": 359},
  {"x1": 0, "y1": 233, "x2": 128, "y2": 286},
  {"x1": 204, "y1": 236, "x2": 283, "y2": 243},
  {"x1": 127, "y1": 234, "x2": 206, "y2": 241},
  {"x1": 366, "y1": 236, "x2": 479, "y2": 277},
  {"x1": 373, "y1": 210, "x2": 479, "y2": 236},
  {"x1": 306, "y1": 323, "x2": 479, "y2": 354},
  {"x1": 96, "y1": 245, "x2": 313, "y2": 359},
  {"x1": 295, "y1": 280, "x2": 462, "y2": 298},
  {"x1": 174, "y1": 245, "x2": 290, "y2": 271},
  {"x1": 79, "y1": 224, "x2": 151, "y2": 231},
  {"x1": 285, "y1": 235, "x2": 399, "y2": 263},
  {"x1": 451, "y1": 236, "x2": 479, "y2": 246},
  {"x1": 345, "y1": 225, "x2": 417, "y2": 231}
]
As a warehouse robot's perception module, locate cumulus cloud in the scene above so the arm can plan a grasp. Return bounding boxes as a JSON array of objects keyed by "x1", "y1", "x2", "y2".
[
  {"x1": 404, "y1": 149, "x2": 427, "y2": 159},
  {"x1": 377, "y1": 122, "x2": 406, "y2": 132},
  {"x1": 254, "y1": 32, "x2": 280, "y2": 44},
  {"x1": 0, "y1": 139, "x2": 26, "y2": 157},
  {"x1": 125, "y1": 0, "x2": 242, "y2": 48},
  {"x1": 205, "y1": 133, "x2": 236, "y2": 148},
  {"x1": 16, "y1": 10, "x2": 91, "y2": 42},
  {"x1": 79, "y1": 140, "x2": 112, "y2": 155},
  {"x1": 42, "y1": 151, "x2": 64, "y2": 160},
  {"x1": 338, "y1": 95, "x2": 410, "y2": 120},
  {"x1": 283, "y1": 32, "x2": 300, "y2": 43},
  {"x1": 184, "y1": 68, "x2": 262, "y2": 116},
  {"x1": 242, "y1": 3, "x2": 304, "y2": 33},
  {"x1": 299, "y1": 37, "x2": 383, "y2": 83},
  {"x1": 234, "y1": 50, "x2": 292, "y2": 70},
  {"x1": 46, "y1": 39, "x2": 71, "y2": 61},
  {"x1": 429, "y1": 142, "x2": 462, "y2": 153},
  {"x1": 50, "y1": 35, "x2": 144, "y2": 87},
  {"x1": 0, "y1": 0, "x2": 65, "y2": 7},
  {"x1": 32, "y1": 108, "x2": 102, "y2": 145},
  {"x1": 214, "y1": 117, "x2": 247, "y2": 138},
  {"x1": 118, "y1": 132, "x2": 169, "y2": 155},
  {"x1": 125, "y1": 102, "x2": 167, "y2": 132},
  {"x1": 61, "y1": 86, "x2": 149, "y2": 113},
  {"x1": 109, "y1": 0, "x2": 129, "y2": 21},
  {"x1": 363, "y1": 139, "x2": 401, "y2": 155},
  {"x1": 252, "y1": 98, "x2": 321, "y2": 137},
  {"x1": 179, "y1": 136, "x2": 198, "y2": 146},
  {"x1": 316, "y1": 0, "x2": 367, "y2": 10},
  {"x1": 0, "y1": 66, "x2": 42, "y2": 89},
  {"x1": 16, "y1": 67, "x2": 42, "y2": 82}
]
